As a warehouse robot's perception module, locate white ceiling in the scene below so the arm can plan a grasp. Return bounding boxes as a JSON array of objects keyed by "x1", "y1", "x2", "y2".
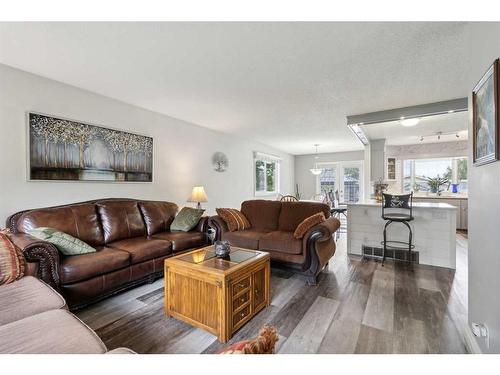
[
  {"x1": 362, "y1": 111, "x2": 469, "y2": 146},
  {"x1": 0, "y1": 22, "x2": 471, "y2": 154}
]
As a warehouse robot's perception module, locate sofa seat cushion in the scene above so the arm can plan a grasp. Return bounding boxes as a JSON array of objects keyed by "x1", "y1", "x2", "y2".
[
  {"x1": 152, "y1": 231, "x2": 205, "y2": 251},
  {"x1": 0, "y1": 276, "x2": 66, "y2": 326},
  {"x1": 60, "y1": 247, "x2": 130, "y2": 284},
  {"x1": 108, "y1": 237, "x2": 172, "y2": 264},
  {"x1": 0, "y1": 309, "x2": 107, "y2": 354},
  {"x1": 259, "y1": 231, "x2": 303, "y2": 255},
  {"x1": 222, "y1": 229, "x2": 272, "y2": 250}
]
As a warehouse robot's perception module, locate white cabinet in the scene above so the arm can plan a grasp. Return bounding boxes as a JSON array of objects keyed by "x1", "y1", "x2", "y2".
[{"x1": 413, "y1": 198, "x2": 467, "y2": 230}]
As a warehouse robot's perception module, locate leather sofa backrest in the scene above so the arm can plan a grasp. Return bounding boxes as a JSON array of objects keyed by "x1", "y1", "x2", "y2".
[
  {"x1": 16, "y1": 203, "x2": 105, "y2": 246},
  {"x1": 240, "y1": 200, "x2": 282, "y2": 231},
  {"x1": 138, "y1": 201, "x2": 178, "y2": 236},
  {"x1": 278, "y1": 201, "x2": 331, "y2": 232},
  {"x1": 96, "y1": 200, "x2": 146, "y2": 243}
]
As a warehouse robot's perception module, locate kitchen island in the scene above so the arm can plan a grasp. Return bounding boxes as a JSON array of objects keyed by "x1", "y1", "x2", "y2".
[{"x1": 347, "y1": 200, "x2": 457, "y2": 269}]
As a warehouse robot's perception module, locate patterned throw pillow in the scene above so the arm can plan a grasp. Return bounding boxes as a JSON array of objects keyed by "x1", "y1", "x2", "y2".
[
  {"x1": 170, "y1": 207, "x2": 205, "y2": 232},
  {"x1": 27, "y1": 227, "x2": 96, "y2": 256},
  {"x1": 0, "y1": 230, "x2": 25, "y2": 285},
  {"x1": 216, "y1": 208, "x2": 251, "y2": 232},
  {"x1": 293, "y1": 212, "x2": 326, "y2": 239},
  {"x1": 218, "y1": 326, "x2": 279, "y2": 354}
]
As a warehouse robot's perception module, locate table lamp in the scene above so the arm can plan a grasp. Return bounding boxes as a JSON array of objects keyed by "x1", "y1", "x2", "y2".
[{"x1": 188, "y1": 186, "x2": 208, "y2": 209}]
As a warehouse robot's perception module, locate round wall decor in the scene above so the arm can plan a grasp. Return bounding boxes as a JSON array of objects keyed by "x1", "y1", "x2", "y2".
[{"x1": 212, "y1": 152, "x2": 229, "y2": 172}]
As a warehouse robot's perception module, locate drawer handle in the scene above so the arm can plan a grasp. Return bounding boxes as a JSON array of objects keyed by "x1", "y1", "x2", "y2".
[
  {"x1": 240, "y1": 297, "x2": 246, "y2": 303},
  {"x1": 240, "y1": 312, "x2": 246, "y2": 317}
]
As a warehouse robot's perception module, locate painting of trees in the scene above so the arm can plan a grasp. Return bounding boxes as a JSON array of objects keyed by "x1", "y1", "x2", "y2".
[{"x1": 29, "y1": 113, "x2": 153, "y2": 182}]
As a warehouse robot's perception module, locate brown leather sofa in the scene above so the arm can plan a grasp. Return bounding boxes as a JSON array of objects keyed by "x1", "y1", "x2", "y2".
[
  {"x1": 6, "y1": 199, "x2": 209, "y2": 309},
  {"x1": 208, "y1": 200, "x2": 340, "y2": 285}
]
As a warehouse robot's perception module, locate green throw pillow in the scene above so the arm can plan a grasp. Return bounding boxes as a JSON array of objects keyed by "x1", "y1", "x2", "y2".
[
  {"x1": 27, "y1": 227, "x2": 96, "y2": 256},
  {"x1": 170, "y1": 207, "x2": 205, "y2": 232}
]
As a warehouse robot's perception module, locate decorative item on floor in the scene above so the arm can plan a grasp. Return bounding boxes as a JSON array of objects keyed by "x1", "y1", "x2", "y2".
[
  {"x1": 294, "y1": 183, "x2": 301, "y2": 200},
  {"x1": 212, "y1": 152, "x2": 228, "y2": 172},
  {"x1": 0, "y1": 229, "x2": 25, "y2": 285},
  {"x1": 214, "y1": 240, "x2": 231, "y2": 258},
  {"x1": 425, "y1": 176, "x2": 449, "y2": 195},
  {"x1": 216, "y1": 208, "x2": 251, "y2": 232},
  {"x1": 207, "y1": 228, "x2": 216, "y2": 244},
  {"x1": 28, "y1": 113, "x2": 153, "y2": 182},
  {"x1": 372, "y1": 178, "x2": 389, "y2": 202},
  {"x1": 309, "y1": 144, "x2": 323, "y2": 175},
  {"x1": 187, "y1": 186, "x2": 208, "y2": 209},
  {"x1": 218, "y1": 326, "x2": 279, "y2": 354},
  {"x1": 473, "y1": 59, "x2": 499, "y2": 166},
  {"x1": 170, "y1": 207, "x2": 205, "y2": 232}
]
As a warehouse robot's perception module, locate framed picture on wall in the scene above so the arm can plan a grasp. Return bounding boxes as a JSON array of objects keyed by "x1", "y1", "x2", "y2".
[
  {"x1": 472, "y1": 59, "x2": 500, "y2": 166},
  {"x1": 28, "y1": 112, "x2": 153, "y2": 182}
]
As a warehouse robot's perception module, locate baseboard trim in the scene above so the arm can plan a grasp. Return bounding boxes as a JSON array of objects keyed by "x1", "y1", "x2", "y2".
[{"x1": 463, "y1": 323, "x2": 482, "y2": 354}]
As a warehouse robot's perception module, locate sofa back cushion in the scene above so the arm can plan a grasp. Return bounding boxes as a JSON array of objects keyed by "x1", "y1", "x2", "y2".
[
  {"x1": 241, "y1": 200, "x2": 282, "y2": 231},
  {"x1": 97, "y1": 201, "x2": 146, "y2": 243},
  {"x1": 139, "y1": 201, "x2": 178, "y2": 235},
  {"x1": 278, "y1": 202, "x2": 330, "y2": 232},
  {"x1": 16, "y1": 204, "x2": 104, "y2": 246}
]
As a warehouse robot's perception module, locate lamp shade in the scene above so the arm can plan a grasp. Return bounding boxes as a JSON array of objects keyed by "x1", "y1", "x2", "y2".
[{"x1": 188, "y1": 186, "x2": 208, "y2": 203}]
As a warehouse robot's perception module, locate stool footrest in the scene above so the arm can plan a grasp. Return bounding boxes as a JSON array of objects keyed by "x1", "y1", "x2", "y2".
[{"x1": 381, "y1": 240, "x2": 415, "y2": 251}]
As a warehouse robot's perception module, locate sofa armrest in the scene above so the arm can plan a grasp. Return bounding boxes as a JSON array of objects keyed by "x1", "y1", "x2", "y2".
[
  {"x1": 208, "y1": 215, "x2": 229, "y2": 241},
  {"x1": 300, "y1": 217, "x2": 340, "y2": 285},
  {"x1": 193, "y1": 216, "x2": 209, "y2": 233},
  {"x1": 8, "y1": 233, "x2": 60, "y2": 289},
  {"x1": 304, "y1": 217, "x2": 341, "y2": 243}
]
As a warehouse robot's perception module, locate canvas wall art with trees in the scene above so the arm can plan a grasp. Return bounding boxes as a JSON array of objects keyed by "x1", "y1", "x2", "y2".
[{"x1": 28, "y1": 113, "x2": 153, "y2": 182}]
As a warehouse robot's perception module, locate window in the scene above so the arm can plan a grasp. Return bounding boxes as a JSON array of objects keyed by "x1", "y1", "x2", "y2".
[
  {"x1": 254, "y1": 152, "x2": 280, "y2": 196},
  {"x1": 319, "y1": 167, "x2": 336, "y2": 194},
  {"x1": 403, "y1": 157, "x2": 468, "y2": 193}
]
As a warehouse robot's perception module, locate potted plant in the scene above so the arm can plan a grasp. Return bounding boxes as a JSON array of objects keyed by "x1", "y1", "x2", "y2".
[{"x1": 425, "y1": 176, "x2": 449, "y2": 195}]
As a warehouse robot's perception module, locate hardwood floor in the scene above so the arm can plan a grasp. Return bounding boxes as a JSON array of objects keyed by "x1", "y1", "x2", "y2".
[{"x1": 76, "y1": 232, "x2": 468, "y2": 354}]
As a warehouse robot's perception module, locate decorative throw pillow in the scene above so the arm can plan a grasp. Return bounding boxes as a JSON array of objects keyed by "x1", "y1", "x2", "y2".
[
  {"x1": 218, "y1": 326, "x2": 279, "y2": 354},
  {"x1": 0, "y1": 229, "x2": 25, "y2": 285},
  {"x1": 170, "y1": 207, "x2": 205, "y2": 232},
  {"x1": 27, "y1": 227, "x2": 96, "y2": 256},
  {"x1": 293, "y1": 212, "x2": 326, "y2": 239},
  {"x1": 216, "y1": 208, "x2": 251, "y2": 232}
]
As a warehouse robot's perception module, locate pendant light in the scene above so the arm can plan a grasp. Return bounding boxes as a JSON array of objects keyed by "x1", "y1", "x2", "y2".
[{"x1": 310, "y1": 144, "x2": 323, "y2": 175}]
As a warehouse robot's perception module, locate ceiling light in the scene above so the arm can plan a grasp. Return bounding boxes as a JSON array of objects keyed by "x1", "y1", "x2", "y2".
[
  {"x1": 310, "y1": 144, "x2": 323, "y2": 176},
  {"x1": 400, "y1": 118, "x2": 420, "y2": 127},
  {"x1": 448, "y1": 110, "x2": 454, "y2": 113}
]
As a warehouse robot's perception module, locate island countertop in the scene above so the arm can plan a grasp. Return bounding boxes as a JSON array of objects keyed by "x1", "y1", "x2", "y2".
[{"x1": 348, "y1": 199, "x2": 457, "y2": 210}]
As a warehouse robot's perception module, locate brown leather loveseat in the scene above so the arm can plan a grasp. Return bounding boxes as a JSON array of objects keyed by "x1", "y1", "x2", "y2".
[
  {"x1": 209, "y1": 200, "x2": 340, "y2": 285},
  {"x1": 6, "y1": 198, "x2": 209, "y2": 309}
]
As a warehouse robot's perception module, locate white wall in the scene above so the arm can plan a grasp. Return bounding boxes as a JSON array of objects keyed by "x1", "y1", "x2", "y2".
[
  {"x1": 467, "y1": 23, "x2": 500, "y2": 353},
  {"x1": 0, "y1": 64, "x2": 294, "y2": 223},
  {"x1": 294, "y1": 150, "x2": 364, "y2": 199}
]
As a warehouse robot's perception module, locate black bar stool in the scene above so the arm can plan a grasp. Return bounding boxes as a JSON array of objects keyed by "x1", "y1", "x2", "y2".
[{"x1": 381, "y1": 192, "x2": 415, "y2": 265}]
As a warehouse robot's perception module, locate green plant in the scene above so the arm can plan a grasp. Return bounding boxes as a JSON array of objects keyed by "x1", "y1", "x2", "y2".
[{"x1": 425, "y1": 175, "x2": 449, "y2": 194}]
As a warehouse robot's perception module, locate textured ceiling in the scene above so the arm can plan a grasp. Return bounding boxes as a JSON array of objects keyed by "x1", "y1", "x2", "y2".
[{"x1": 0, "y1": 22, "x2": 470, "y2": 154}]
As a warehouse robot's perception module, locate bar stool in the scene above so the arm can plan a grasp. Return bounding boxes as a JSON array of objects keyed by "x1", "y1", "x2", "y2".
[{"x1": 381, "y1": 192, "x2": 414, "y2": 265}]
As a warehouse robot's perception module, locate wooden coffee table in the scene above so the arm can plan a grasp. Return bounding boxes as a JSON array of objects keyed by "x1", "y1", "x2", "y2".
[{"x1": 164, "y1": 246, "x2": 270, "y2": 342}]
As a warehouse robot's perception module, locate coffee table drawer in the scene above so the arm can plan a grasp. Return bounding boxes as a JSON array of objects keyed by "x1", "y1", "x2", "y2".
[
  {"x1": 232, "y1": 277, "x2": 250, "y2": 296},
  {"x1": 232, "y1": 290, "x2": 250, "y2": 310},
  {"x1": 233, "y1": 304, "x2": 251, "y2": 327}
]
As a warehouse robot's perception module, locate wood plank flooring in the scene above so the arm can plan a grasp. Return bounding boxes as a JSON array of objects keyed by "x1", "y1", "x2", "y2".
[{"x1": 76, "y1": 232, "x2": 468, "y2": 354}]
